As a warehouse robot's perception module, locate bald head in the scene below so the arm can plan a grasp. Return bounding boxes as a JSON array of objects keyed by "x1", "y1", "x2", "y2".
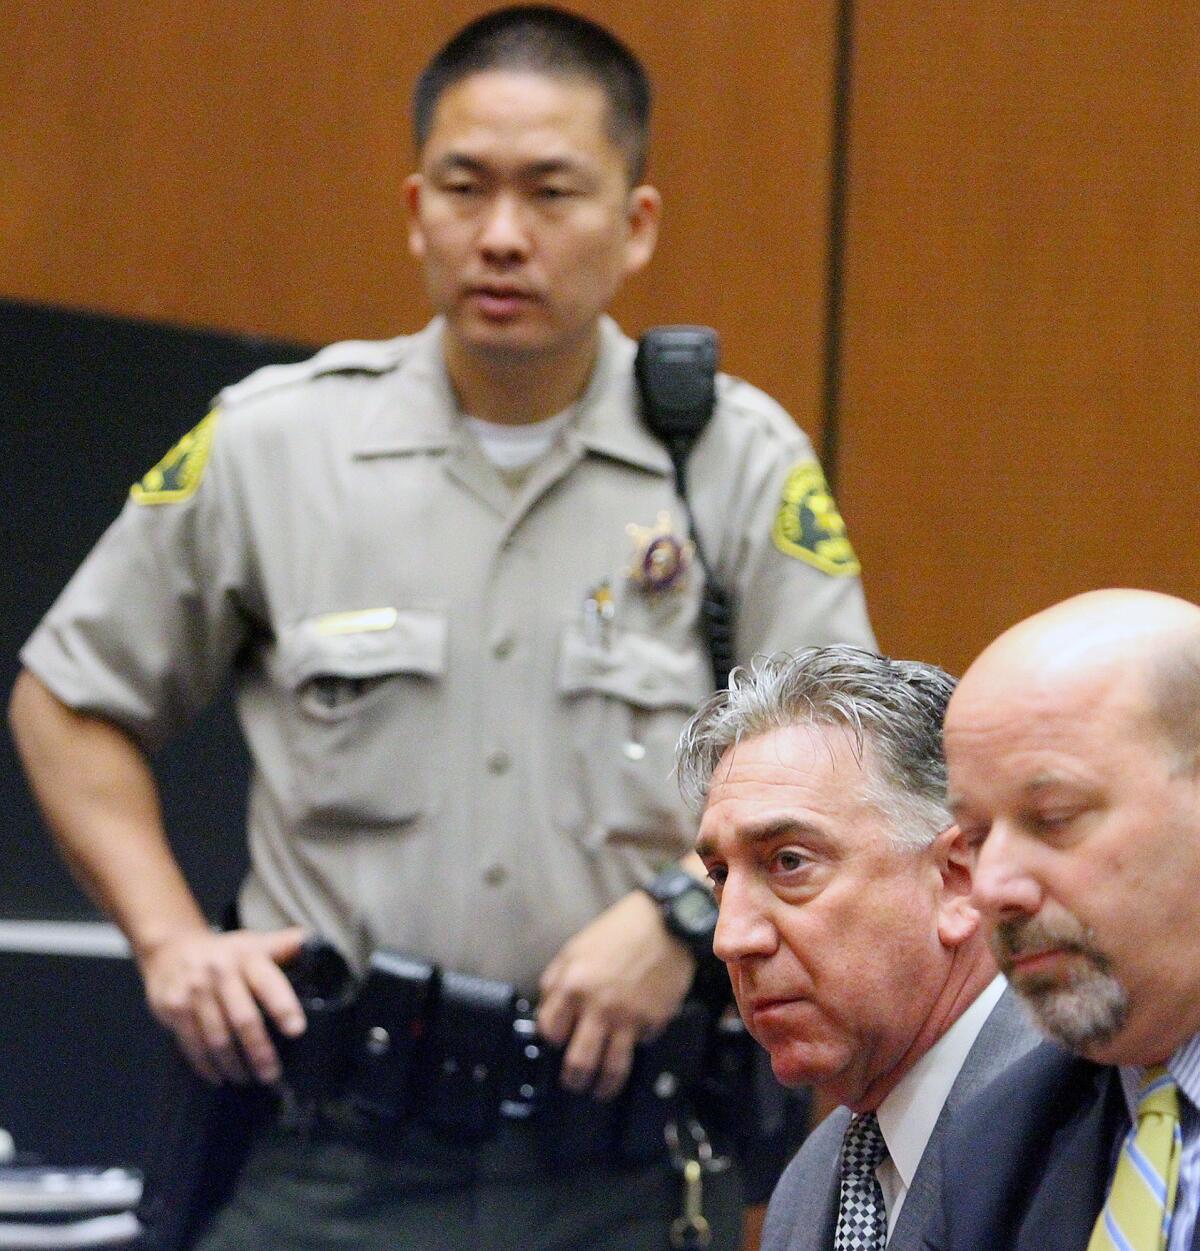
[
  {"x1": 955, "y1": 589, "x2": 1200, "y2": 767},
  {"x1": 945, "y1": 589, "x2": 1200, "y2": 1066}
]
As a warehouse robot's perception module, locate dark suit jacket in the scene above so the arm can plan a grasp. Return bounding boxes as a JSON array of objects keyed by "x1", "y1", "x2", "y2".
[
  {"x1": 760, "y1": 988, "x2": 1037, "y2": 1251},
  {"x1": 921, "y1": 1041, "x2": 1126, "y2": 1251}
]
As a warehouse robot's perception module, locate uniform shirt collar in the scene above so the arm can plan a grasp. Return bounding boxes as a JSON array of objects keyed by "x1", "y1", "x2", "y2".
[
  {"x1": 352, "y1": 315, "x2": 671, "y2": 476},
  {"x1": 567, "y1": 316, "x2": 672, "y2": 475},
  {"x1": 350, "y1": 318, "x2": 462, "y2": 456},
  {"x1": 875, "y1": 973, "x2": 1007, "y2": 1192}
]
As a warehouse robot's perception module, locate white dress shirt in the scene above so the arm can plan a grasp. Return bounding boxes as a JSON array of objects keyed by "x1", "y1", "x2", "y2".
[{"x1": 874, "y1": 974, "x2": 1007, "y2": 1237}]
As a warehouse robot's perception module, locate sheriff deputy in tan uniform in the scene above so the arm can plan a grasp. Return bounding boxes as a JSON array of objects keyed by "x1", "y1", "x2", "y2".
[{"x1": 9, "y1": 8, "x2": 875, "y2": 1250}]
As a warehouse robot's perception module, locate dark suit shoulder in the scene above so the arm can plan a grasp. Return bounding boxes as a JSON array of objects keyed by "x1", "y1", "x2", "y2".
[
  {"x1": 927, "y1": 1044, "x2": 1123, "y2": 1251},
  {"x1": 953, "y1": 1041, "x2": 1104, "y2": 1144}
]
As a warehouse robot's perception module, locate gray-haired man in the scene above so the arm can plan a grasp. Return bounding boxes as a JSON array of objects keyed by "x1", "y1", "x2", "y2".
[{"x1": 678, "y1": 646, "x2": 1036, "y2": 1251}]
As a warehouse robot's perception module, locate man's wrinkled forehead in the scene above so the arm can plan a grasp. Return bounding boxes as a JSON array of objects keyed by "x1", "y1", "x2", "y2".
[
  {"x1": 705, "y1": 721, "x2": 869, "y2": 795},
  {"x1": 695, "y1": 722, "x2": 878, "y2": 849}
]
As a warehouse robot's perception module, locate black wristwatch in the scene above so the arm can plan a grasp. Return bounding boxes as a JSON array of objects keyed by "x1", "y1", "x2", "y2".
[{"x1": 642, "y1": 866, "x2": 719, "y2": 961}]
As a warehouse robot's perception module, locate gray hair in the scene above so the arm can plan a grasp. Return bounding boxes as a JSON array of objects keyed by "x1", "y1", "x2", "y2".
[{"x1": 676, "y1": 646, "x2": 956, "y2": 849}]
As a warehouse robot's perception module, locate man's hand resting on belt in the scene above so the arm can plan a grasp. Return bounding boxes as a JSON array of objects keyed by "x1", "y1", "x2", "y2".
[
  {"x1": 536, "y1": 889, "x2": 695, "y2": 1101},
  {"x1": 138, "y1": 926, "x2": 309, "y2": 1086}
]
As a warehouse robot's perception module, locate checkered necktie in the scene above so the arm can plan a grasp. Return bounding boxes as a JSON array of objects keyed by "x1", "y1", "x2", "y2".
[
  {"x1": 834, "y1": 1111, "x2": 889, "y2": 1251},
  {"x1": 1089, "y1": 1066, "x2": 1183, "y2": 1251}
]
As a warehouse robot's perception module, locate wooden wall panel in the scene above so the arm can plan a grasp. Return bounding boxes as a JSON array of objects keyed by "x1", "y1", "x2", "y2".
[
  {"x1": 10, "y1": 4, "x2": 1197, "y2": 675},
  {"x1": 0, "y1": 0, "x2": 838, "y2": 440},
  {"x1": 837, "y1": 3, "x2": 1200, "y2": 673}
]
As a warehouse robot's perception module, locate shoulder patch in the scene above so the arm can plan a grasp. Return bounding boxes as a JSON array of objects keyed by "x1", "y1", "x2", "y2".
[
  {"x1": 130, "y1": 411, "x2": 218, "y2": 505},
  {"x1": 771, "y1": 461, "x2": 862, "y2": 576}
]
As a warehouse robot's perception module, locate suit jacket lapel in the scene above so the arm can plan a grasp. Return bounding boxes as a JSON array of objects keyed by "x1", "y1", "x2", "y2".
[
  {"x1": 788, "y1": 1108, "x2": 845, "y2": 1251},
  {"x1": 891, "y1": 989, "x2": 1037, "y2": 1250},
  {"x1": 818, "y1": 1161, "x2": 840, "y2": 1250}
]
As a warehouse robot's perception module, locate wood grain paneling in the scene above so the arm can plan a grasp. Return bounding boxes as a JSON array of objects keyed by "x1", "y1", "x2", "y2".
[
  {"x1": 837, "y1": 3, "x2": 1200, "y2": 672},
  {"x1": 0, "y1": 0, "x2": 838, "y2": 440},
  {"x1": 10, "y1": 4, "x2": 1197, "y2": 672}
]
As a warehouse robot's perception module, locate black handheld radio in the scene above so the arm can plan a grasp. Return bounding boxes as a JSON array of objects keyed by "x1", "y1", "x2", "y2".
[
  {"x1": 636, "y1": 329, "x2": 803, "y2": 1198},
  {"x1": 635, "y1": 326, "x2": 734, "y2": 690}
]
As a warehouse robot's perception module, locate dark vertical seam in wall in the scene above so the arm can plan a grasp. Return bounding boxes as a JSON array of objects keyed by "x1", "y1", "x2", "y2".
[{"x1": 820, "y1": 0, "x2": 854, "y2": 491}]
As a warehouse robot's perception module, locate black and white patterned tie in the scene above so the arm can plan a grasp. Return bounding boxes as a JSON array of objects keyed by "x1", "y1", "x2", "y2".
[{"x1": 834, "y1": 1111, "x2": 889, "y2": 1251}]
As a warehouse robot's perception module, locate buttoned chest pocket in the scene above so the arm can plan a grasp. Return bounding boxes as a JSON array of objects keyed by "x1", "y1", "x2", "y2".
[
  {"x1": 274, "y1": 610, "x2": 447, "y2": 829},
  {"x1": 555, "y1": 622, "x2": 711, "y2": 852}
]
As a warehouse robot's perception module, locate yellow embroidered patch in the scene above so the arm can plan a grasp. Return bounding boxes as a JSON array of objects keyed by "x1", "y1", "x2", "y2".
[
  {"x1": 771, "y1": 461, "x2": 862, "y2": 576},
  {"x1": 130, "y1": 411, "x2": 218, "y2": 505}
]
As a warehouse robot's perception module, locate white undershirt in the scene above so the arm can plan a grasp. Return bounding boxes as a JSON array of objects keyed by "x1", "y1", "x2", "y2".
[
  {"x1": 464, "y1": 407, "x2": 574, "y2": 470},
  {"x1": 874, "y1": 974, "x2": 1007, "y2": 1237}
]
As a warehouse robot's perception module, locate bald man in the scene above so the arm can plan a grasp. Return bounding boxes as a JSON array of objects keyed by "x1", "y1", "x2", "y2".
[{"x1": 926, "y1": 589, "x2": 1200, "y2": 1251}]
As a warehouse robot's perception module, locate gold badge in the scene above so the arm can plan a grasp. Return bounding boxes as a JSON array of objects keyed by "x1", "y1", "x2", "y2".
[
  {"x1": 130, "y1": 411, "x2": 219, "y2": 505},
  {"x1": 771, "y1": 461, "x2": 861, "y2": 576},
  {"x1": 626, "y1": 511, "x2": 694, "y2": 593}
]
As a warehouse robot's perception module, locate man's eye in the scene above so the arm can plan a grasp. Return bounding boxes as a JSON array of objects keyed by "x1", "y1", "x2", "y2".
[
  {"x1": 1031, "y1": 811, "x2": 1075, "y2": 836},
  {"x1": 442, "y1": 180, "x2": 481, "y2": 196},
  {"x1": 704, "y1": 864, "x2": 727, "y2": 893},
  {"x1": 772, "y1": 849, "x2": 809, "y2": 874},
  {"x1": 536, "y1": 185, "x2": 574, "y2": 199}
]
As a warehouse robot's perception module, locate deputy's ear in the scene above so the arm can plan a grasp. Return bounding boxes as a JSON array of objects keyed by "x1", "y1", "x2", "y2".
[
  {"x1": 622, "y1": 184, "x2": 661, "y2": 276},
  {"x1": 933, "y1": 823, "x2": 981, "y2": 948},
  {"x1": 404, "y1": 174, "x2": 426, "y2": 260}
]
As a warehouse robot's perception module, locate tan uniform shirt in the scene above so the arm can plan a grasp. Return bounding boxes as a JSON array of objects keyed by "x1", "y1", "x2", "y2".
[{"x1": 23, "y1": 317, "x2": 874, "y2": 991}]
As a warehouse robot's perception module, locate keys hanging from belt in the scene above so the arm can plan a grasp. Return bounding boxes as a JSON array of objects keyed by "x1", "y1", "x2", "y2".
[
  {"x1": 673, "y1": 1159, "x2": 709, "y2": 1251},
  {"x1": 666, "y1": 1115, "x2": 728, "y2": 1249}
]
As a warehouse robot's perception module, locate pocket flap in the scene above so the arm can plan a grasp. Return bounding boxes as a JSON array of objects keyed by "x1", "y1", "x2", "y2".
[
  {"x1": 275, "y1": 607, "x2": 448, "y2": 689},
  {"x1": 557, "y1": 621, "x2": 709, "y2": 709}
]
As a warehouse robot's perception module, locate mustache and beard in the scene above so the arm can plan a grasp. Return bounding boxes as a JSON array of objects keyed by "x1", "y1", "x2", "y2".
[{"x1": 990, "y1": 913, "x2": 1129, "y2": 1053}]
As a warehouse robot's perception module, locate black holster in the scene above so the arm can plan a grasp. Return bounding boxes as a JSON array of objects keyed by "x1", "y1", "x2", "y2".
[
  {"x1": 134, "y1": 937, "x2": 355, "y2": 1251},
  {"x1": 135, "y1": 1045, "x2": 273, "y2": 1251}
]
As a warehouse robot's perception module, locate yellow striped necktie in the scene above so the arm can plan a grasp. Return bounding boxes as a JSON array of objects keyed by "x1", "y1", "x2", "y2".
[{"x1": 1088, "y1": 1066, "x2": 1183, "y2": 1251}]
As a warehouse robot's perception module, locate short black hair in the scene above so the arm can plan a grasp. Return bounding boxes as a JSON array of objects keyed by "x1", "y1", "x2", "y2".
[{"x1": 413, "y1": 5, "x2": 652, "y2": 183}]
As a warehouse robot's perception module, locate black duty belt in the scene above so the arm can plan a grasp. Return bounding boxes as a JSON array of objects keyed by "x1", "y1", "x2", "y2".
[{"x1": 276, "y1": 943, "x2": 725, "y2": 1165}]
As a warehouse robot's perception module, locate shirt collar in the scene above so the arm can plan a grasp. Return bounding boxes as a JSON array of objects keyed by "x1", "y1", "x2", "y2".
[
  {"x1": 566, "y1": 316, "x2": 672, "y2": 475},
  {"x1": 350, "y1": 318, "x2": 463, "y2": 456},
  {"x1": 1119, "y1": 1033, "x2": 1200, "y2": 1122},
  {"x1": 875, "y1": 974, "x2": 1008, "y2": 1189},
  {"x1": 351, "y1": 315, "x2": 672, "y2": 476}
]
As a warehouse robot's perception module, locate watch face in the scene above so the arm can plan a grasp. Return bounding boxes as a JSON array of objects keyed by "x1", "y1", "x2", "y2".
[{"x1": 673, "y1": 885, "x2": 718, "y2": 937}]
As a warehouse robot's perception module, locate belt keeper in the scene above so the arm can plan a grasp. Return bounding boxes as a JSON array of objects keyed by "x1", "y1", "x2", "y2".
[
  {"x1": 423, "y1": 970, "x2": 515, "y2": 1143},
  {"x1": 347, "y1": 951, "x2": 436, "y2": 1120}
]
